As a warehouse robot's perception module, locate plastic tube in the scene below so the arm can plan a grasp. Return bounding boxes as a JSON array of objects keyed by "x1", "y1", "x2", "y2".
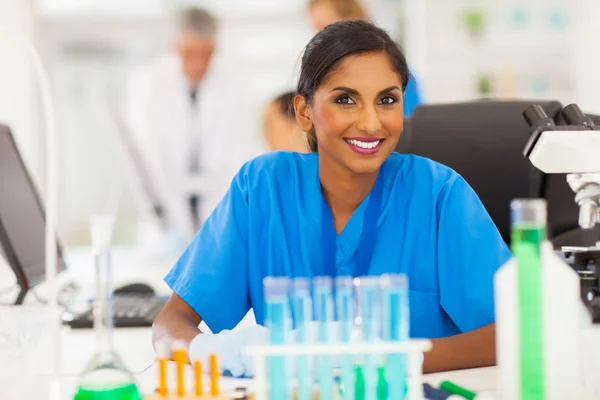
[
  {"x1": 291, "y1": 278, "x2": 313, "y2": 400},
  {"x1": 355, "y1": 277, "x2": 382, "y2": 400},
  {"x1": 264, "y1": 277, "x2": 292, "y2": 400},
  {"x1": 336, "y1": 276, "x2": 355, "y2": 400},
  {"x1": 314, "y1": 276, "x2": 334, "y2": 400},
  {"x1": 381, "y1": 274, "x2": 409, "y2": 400}
]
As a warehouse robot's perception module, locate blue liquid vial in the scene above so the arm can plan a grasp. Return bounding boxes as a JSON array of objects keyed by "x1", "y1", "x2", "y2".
[
  {"x1": 355, "y1": 276, "x2": 382, "y2": 400},
  {"x1": 314, "y1": 276, "x2": 335, "y2": 400},
  {"x1": 336, "y1": 276, "x2": 356, "y2": 400},
  {"x1": 381, "y1": 273, "x2": 409, "y2": 400},
  {"x1": 264, "y1": 277, "x2": 292, "y2": 400},
  {"x1": 291, "y1": 278, "x2": 313, "y2": 400}
]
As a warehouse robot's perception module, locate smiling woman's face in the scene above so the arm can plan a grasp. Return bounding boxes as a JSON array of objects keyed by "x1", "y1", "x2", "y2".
[{"x1": 302, "y1": 51, "x2": 405, "y2": 175}]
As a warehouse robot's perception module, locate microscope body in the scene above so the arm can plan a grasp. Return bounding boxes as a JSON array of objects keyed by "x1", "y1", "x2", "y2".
[
  {"x1": 523, "y1": 104, "x2": 600, "y2": 230},
  {"x1": 523, "y1": 103, "x2": 600, "y2": 311}
]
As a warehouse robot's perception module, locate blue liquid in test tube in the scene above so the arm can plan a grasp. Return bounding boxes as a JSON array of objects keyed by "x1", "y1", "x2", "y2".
[
  {"x1": 264, "y1": 277, "x2": 292, "y2": 400},
  {"x1": 291, "y1": 278, "x2": 313, "y2": 400},
  {"x1": 335, "y1": 276, "x2": 355, "y2": 400},
  {"x1": 356, "y1": 276, "x2": 382, "y2": 400},
  {"x1": 381, "y1": 274, "x2": 409, "y2": 400},
  {"x1": 314, "y1": 276, "x2": 334, "y2": 400}
]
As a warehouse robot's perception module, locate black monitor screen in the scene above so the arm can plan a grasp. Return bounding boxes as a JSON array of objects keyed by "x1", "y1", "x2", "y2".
[{"x1": 0, "y1": 124, "x2": 65, "y2": 288}]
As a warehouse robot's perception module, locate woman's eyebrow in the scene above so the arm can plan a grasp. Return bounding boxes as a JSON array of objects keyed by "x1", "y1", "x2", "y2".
[
  {"x1": 379, "y1": 85, "x2": 401, "y2": 95},
  {"x1": 329, "y1": 86, "x2": 359, "y2": 95},
  {"x1": 329, "y1": 85, "x2": 401, "y2": 95}
]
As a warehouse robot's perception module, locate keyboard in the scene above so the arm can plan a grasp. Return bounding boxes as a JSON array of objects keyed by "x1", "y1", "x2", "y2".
[{"x1": 63, "y1": 294, "x2": 168, "y2": 329}]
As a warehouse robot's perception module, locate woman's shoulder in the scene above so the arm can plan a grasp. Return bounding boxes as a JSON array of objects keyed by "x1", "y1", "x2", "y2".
[
  {"x1": 243, "y1": 151, "x2": 317, "y2": 172},
  {"x1": 236, "y1": 151, "x2": 318, "y2": 188}
]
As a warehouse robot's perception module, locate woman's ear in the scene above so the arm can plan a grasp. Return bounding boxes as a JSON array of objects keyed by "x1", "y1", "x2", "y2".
[{"x1": 294, "y1": 94, "x2": 314, "y2": 133}]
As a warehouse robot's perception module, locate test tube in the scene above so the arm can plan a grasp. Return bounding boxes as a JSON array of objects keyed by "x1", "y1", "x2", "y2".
[
  {"x1": 209, "y1": 354, "x2": 219, "y2": 396},
  {"x1": 291, "y1": 278, "x2": 313, "y2": 400},
  {"x1": 335, "y1": 276, "x2": 355, "y2": 400},
  {"x1": 355, "y1": 276, "x2": 382, "y2": 400},
  {"x1": 172, "y1": 341, "x2": 188, "y2": 398},
  {"x1": 194, "y1": 360, "x2": 203, "y2": 397},
  {"x1": 314, "y1": 276, "x2": 334, "y2": 400},
  {"x1": 381, "y1": 273, "x2": 409, "y2": 400},
  {"x1": 154, "y1": 340, "x2": 170, "y2": 398},
  {"x1": 264, "y1": 277, "x2": 292, "y2": 400}
]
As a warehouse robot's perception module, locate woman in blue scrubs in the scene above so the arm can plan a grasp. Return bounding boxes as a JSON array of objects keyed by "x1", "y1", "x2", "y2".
[{"x1": 153, "y1": 21, "x2": 511, "y2": 374}]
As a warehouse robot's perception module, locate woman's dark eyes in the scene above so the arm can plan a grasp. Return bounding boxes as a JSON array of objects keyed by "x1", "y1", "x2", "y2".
[
  {"x1": 379, "y1": 96, "x2": 398, "y2": 105},
  {"x1": 335, "y1": 95, "x2": 355, "y2": 105},
  {"x1": 335, "y1": 95, "x2": 398, "y2": 105}
]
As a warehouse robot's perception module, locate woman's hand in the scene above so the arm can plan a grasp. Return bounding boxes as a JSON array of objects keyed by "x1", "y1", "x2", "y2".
[{"x1": 423, "y1": 323, "x2": 496, "y2": 373}]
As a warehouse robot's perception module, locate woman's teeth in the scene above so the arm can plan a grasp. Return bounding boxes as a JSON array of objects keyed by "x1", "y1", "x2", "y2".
[{"x1": 346, "y1": 139, "x2": 381, "y2": 149}]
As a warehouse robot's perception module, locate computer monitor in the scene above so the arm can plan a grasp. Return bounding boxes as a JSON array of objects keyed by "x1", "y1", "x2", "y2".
[{"x1": 0, "y1": 124, "x2": 66, "y2": 304}]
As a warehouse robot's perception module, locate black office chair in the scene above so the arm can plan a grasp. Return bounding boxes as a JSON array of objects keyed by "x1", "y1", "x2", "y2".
[{"x1": 397, "y1": 100, "x2": 600, "y2": 247}]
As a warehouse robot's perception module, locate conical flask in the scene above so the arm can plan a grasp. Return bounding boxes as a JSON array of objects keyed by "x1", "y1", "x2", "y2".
[{"x1": 73, "y1": 216, "x2": 141, "y2": 400}]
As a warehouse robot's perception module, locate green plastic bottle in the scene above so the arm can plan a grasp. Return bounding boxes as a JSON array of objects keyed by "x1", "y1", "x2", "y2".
[{"x1": 495, "y1": 199, "x2": 582, "y2": 400}]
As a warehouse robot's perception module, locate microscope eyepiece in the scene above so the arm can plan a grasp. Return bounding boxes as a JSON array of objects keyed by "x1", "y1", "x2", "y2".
[
  {"x1": 522, "y1": 104, "x2": 556, "y2": 157},
  {"x1": 561, "y1": 104, "x2": 595, "y2": 128},
  {"x1": 523, "y1": 104, "x2": 555, "y2": 128}
]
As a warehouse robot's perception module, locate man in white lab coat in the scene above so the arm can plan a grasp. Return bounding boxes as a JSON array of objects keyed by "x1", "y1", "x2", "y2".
[{"x1": 123, "y1": 7, "x2": 263, "y2": 242}]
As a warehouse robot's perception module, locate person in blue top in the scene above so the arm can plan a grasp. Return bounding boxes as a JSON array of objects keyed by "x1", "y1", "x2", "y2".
[
  {"x1": 307, "y1": 0, "x2": 422, "y2": 116},
  {"x1": 153, "y1": 21, "x2": 511, "y2": 374}
]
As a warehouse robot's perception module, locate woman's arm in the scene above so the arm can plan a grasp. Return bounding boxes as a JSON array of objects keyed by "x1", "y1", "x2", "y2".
[
  {"x1": 423, "y1": 323, "x2": 496, "y2": 373},
  {"x1": 152, "y1": 293, "x2": 203, "y2": 350}
]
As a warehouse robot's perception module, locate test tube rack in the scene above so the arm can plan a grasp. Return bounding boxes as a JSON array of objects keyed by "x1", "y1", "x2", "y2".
[
  {"x1": 143, "y1": 348, "x2": 251, "y2": 400},
  {"x1": 244, "y1": 339, "x2": 432, "y2": 400}
]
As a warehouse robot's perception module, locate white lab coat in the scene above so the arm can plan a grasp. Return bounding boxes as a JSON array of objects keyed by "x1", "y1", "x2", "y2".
[{"x1": 123, "y1": 53, "x2": 264, "y2": 241}]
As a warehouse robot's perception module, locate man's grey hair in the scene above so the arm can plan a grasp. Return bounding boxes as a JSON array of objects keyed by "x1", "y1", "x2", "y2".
[{"x1": 178, "y1": 7, "x2": 218, "y2": 38}]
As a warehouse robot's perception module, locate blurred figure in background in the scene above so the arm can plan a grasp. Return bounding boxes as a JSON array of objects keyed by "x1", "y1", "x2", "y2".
[
  {"x1": 307, "y1": 0, "x2": 422, "y2": 116},
  {"x1": 263, "y1": 91, "x2": 308, "y2": 153},
  {"x1": 123, "y1": 7, "x2": 261, "y2": 242}
]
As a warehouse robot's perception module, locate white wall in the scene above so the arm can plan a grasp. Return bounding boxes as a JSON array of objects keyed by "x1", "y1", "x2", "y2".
[
  {"x1": 574, "y1": 0, "x2": 600, "y2": 114},
  {"x1": 0, "y1": 0, "x2": 44, "y2": 193}
]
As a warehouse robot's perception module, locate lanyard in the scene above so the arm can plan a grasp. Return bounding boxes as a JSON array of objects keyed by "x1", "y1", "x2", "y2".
[{"x1": 321, "y1": 171, "x2": 384, "y2": 278}]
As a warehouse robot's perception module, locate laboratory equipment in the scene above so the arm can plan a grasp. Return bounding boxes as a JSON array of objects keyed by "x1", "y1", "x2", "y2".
[
  {"x1": 144, "y1": 347, "x2": 225, "y2": 400},
  {"x1": 314, "y1": 276, "x2": 335, "y2": 400},
  {"x1": 73, "y1": 216, "x2": 141, "y2": 400},
  {"x1": 335, "y1": 276, "x2": 355, "y2": 400},
  {"x1": 245, "y1": 339, "x2": 431, "y2": 400},
  {"x1": 0, "y1": 305, "x2": 57, "y2": 400},
  {"x1": 494, "y1": 199, "x2": 581, "y2": 400},
  {"x1": 0, "y1": 124, "x2": 67, "y2": 304},
  {"x1": 246, "y1": 275, "x2": 430, "y2": 400},
  {"x1": 263, "y1": 277, "x2": 292, "y2": 400},
  {"x1": 381, "y1": 274, "x2": 409, "y2": 400},
  {"x1": 522, "y1": 103, "x2": 600, "y2": 230},
  {"x1": 562, "y1": 245, "x2": 600, "y2": 306},
  {"x1": 291, "y1": 278, "x2": 313, "y2": 400},
  {"x1": 355, "y1": 277, "x2": 382, "y2": 400},
  {"x1": 155, "y1": 341, "x2": 170, "y2": 397}
]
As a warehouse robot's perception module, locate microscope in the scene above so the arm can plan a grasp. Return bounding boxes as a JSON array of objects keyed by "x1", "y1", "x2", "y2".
[{"x1": 523, "y1": 103, "x2": 600, "y2": 321}]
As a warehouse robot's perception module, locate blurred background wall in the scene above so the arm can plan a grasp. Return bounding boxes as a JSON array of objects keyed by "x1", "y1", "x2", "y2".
[{"x1": 1, "y1": 0, "x2": 598, "y2": 246}]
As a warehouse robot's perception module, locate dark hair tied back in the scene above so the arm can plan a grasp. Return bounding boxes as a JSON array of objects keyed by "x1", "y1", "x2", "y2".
[{"x1": 297, "y1": 21, "x2": 410, "y2": 152}]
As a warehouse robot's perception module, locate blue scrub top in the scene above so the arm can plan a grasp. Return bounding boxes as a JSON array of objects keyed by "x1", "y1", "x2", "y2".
[{"x1": 165, "y1": 152, "x2": 511, "y2": 339}]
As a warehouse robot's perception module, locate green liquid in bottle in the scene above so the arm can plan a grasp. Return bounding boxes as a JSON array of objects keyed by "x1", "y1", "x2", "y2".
[
  {"x1": 73, "y1": 382, "x2": 140, "y2": 400},
  {"x1": 512, "y1": 224, "x2": 546, "y2": 400}
]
